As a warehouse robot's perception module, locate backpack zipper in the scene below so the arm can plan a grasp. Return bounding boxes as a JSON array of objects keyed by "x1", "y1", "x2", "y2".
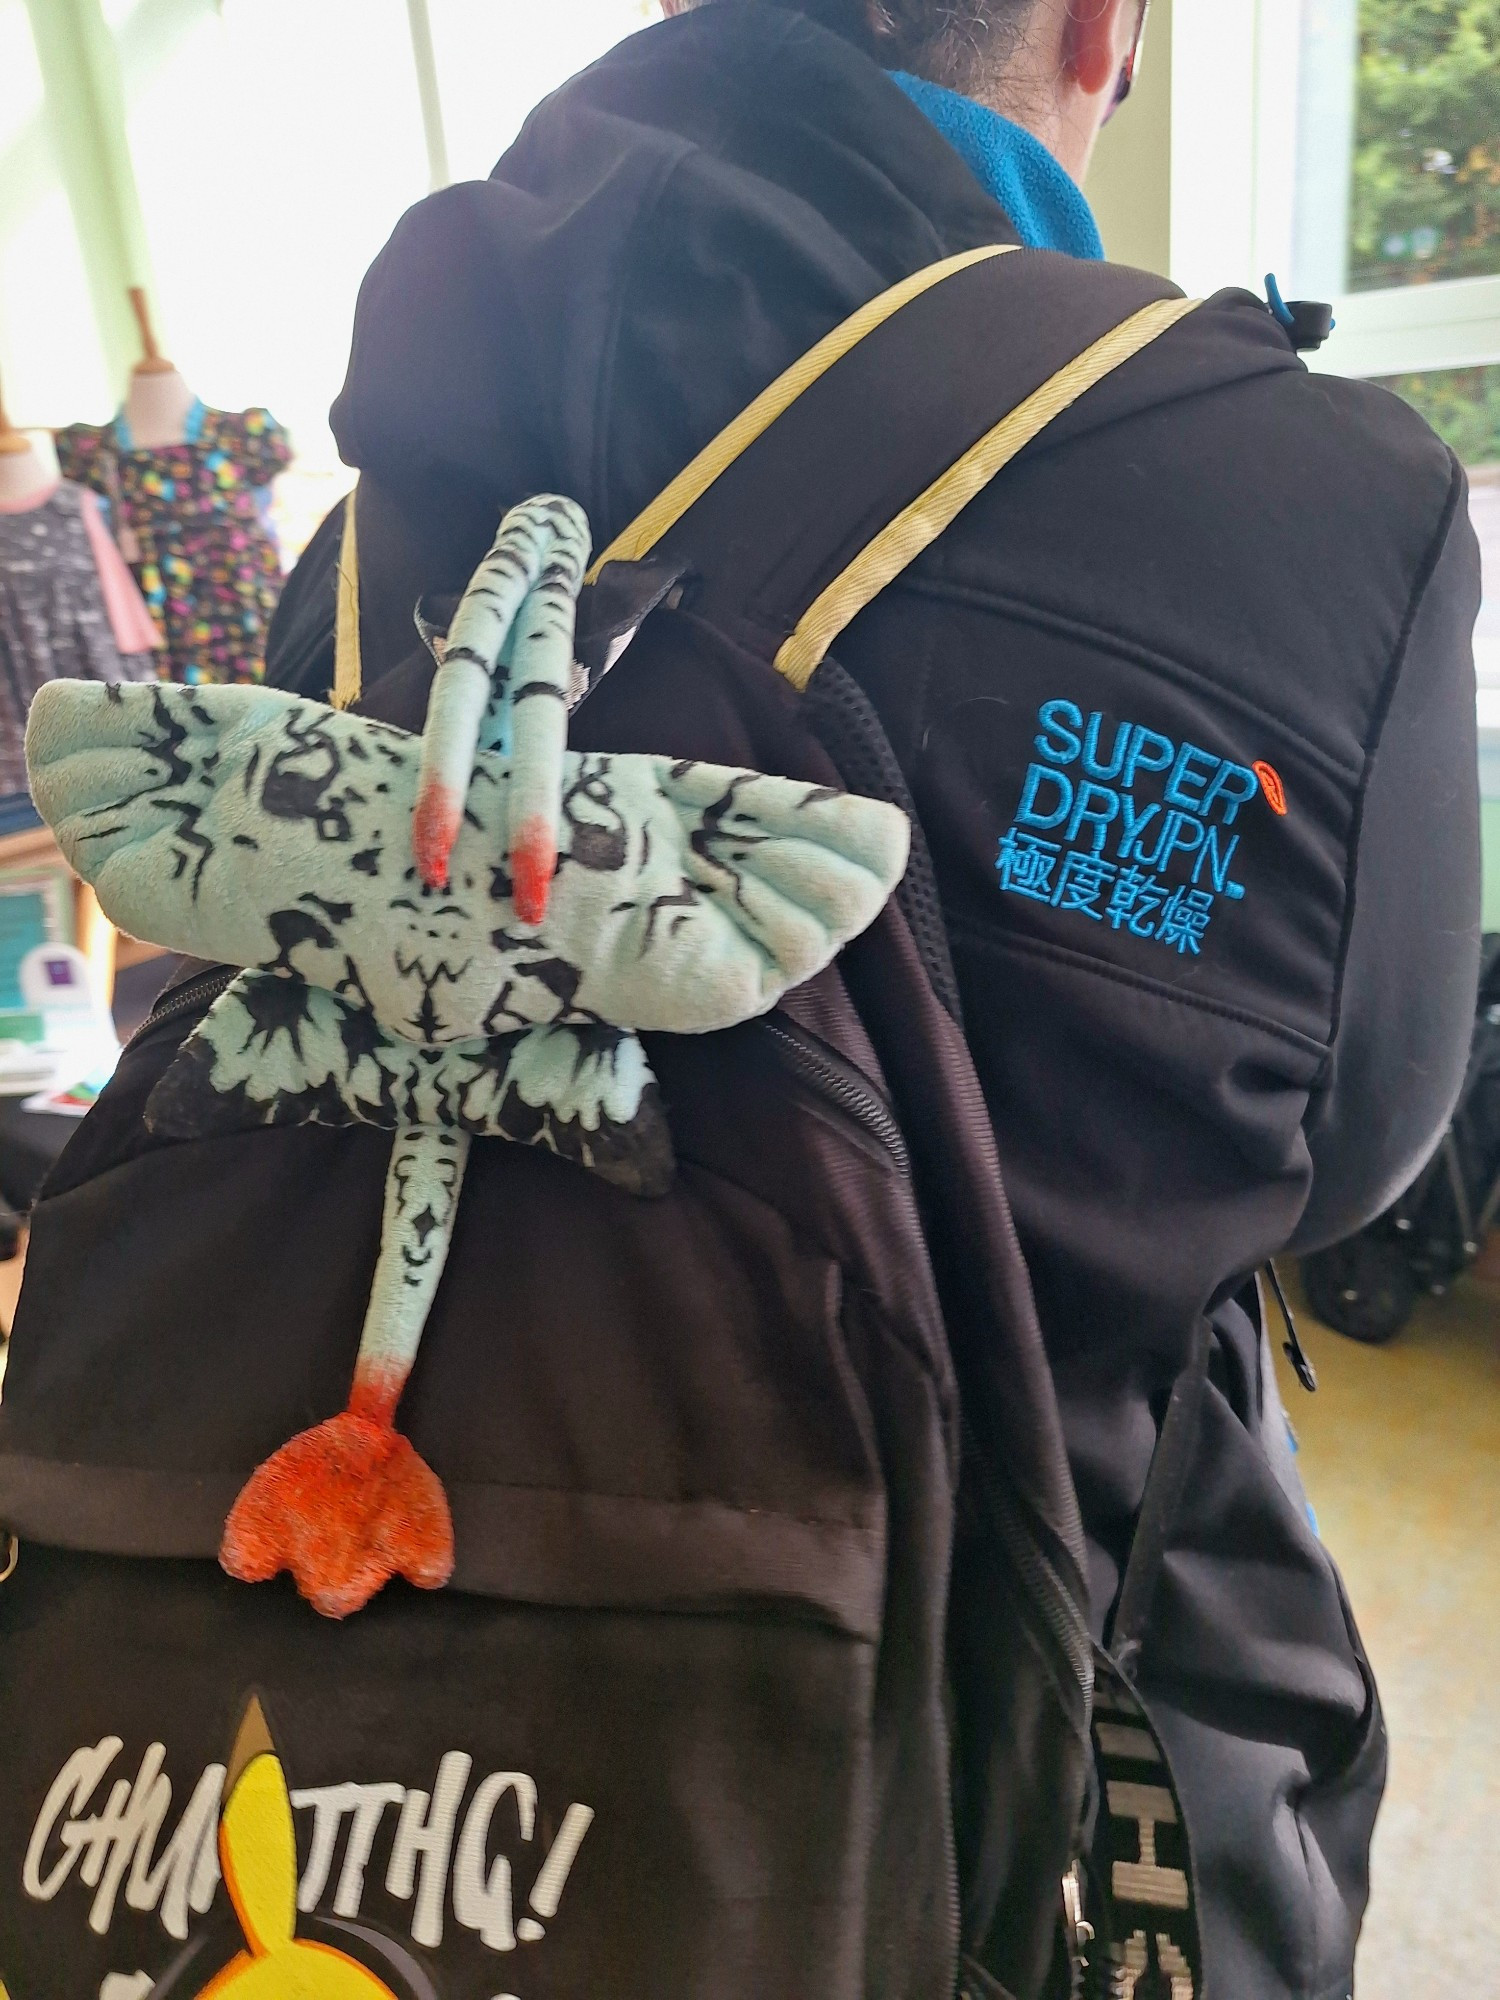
[
  {"x1": 127, "y1": 982, "x2": 1092, "y2": 1709},
  {"x1": 760, "y1": 1019, "x2": 969, "y2": 1983},
  {"x1": 762, "y1": 1015, "x2": 910, "y2": 1175},
  {"x1": 131, "y1": 988, "x2": 909, "y2": 1188},
  {"x1": 118, "y1": 980, "x2": 1090, "y2": 1983},
  {"x1": 765, "y1": 1007, "x2": 1095, "y2": 1991},
  {"x1": 136, "y1": 991, "x2": 910, "y2": 1183},
  {"x1": 125, "y1": 966, "x2": 237, "y2": 1054},
  {"x1": 1062, "y1": 1861, "x2": 1096, "y2": 1997},
  {"x1": 764, "y1": 1013, "x2": 1091, "y2": 1700},
  {"x1": 962, "y1": 1406, "x2": 1094, "y2": 1704}
]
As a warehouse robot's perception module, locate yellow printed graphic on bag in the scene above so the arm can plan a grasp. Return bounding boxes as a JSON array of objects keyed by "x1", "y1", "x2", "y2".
[{"x1": 192, "y1": 1698, "x2": 398, "y2": 1999}]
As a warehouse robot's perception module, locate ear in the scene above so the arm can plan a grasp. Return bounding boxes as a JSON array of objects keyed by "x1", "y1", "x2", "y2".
[
  {"x1": 1061, "y1": 0, "x2": 1135, "y2": 98},
  {"x1": 218, "y1": 1696, "x2": 298, "y2": 1957}
]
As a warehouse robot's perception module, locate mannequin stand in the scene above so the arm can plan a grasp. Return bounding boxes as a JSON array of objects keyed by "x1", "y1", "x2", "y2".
[
  {"x1": 123, "y1": 286, "x2": 197, "y2": 448},
  {"x1": 0, "y1": 374, "x2": 53, "y2": 510}
]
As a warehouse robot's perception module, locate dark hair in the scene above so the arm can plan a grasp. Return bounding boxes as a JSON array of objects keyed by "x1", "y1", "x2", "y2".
[{"x1": 675, "y1": 0, "x2": 1034, "y2": 94}]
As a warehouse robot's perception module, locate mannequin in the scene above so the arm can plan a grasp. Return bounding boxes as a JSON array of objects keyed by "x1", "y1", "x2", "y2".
[
  {"x1": 0, "y1": 369, "x2": 160, "y2": 802},
  {"x1": 0, "y1": 374, "x2": 53, "y2": 511},
  {"x1": 55, "y1": 289, "x2": 290, "y2": 684},
  {"x1": 120, "y1": 287, "x2": 197, "y2": 448}
]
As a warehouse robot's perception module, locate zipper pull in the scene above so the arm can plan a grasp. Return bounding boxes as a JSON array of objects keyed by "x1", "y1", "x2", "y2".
[
  {"x1": 1062, "y1": 1864, "x2": 1095, "y2": 1997},
  {"x1": 1266, "y1": 1261, "x2": 1317, "y2": 1393}
]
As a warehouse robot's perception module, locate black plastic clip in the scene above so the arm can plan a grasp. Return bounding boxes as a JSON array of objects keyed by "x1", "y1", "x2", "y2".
[
  {"x1": 1265, "y1": 273, "x2": 1335, "y2": 353},
  {"x1": 1266, "y1": 1259, "x2": 1318, "y2": 1392}
]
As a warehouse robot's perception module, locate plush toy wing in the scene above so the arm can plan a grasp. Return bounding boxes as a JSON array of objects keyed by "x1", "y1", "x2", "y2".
[
  {"x1": 28, "y1": 681, "x2": 910, "y2": 1045},
  {"x1": 24, "y1": 488, "x2": 911, "y2": 1627},
  {"x1": 147, "y1": 974, "x2": 673, "y2": 1196}
]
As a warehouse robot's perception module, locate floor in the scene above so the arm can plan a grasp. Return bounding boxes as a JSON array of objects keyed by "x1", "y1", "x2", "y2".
[
  {"x1": 1274, "y1": 1271, "x2": 1500, "y2": 1999},
  {"x1": 0, "y1": 1242, "x2": 20, "y2": 1355}
]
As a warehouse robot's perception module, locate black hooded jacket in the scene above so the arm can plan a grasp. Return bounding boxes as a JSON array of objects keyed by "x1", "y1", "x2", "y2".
[
  {"x1": 274, "y1": 10, "x2": 1481, "y2": 1989},
  {"x1": 318, "y1": 0, "x2": 1479, "y2": 1517}
]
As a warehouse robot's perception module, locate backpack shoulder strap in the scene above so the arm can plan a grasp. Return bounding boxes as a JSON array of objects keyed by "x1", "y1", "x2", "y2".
[{"x1": 587, "y1": 247, "x2": 1200, "y2": 688}]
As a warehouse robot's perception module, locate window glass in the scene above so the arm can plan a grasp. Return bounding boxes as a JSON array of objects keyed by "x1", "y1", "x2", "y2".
[
  {"x1": 0, "y1": 0, "x2": 42, "y2": 152},
  {"x1": 1350, "y1": 0, "x2": 1500, "y2": 291},
  {"x1": 122, "y1": 0, "x2": 430, "y2": 471},
  {"x1": 1376, "y1": 365, "x2": 1500, "y2": 698},
  {"x1": 1475, "y1": 461, "x2": 1500, "y2": 705},
  {"x1": 1378, "y1": 362, "x2": 1500, "y2": 459},
  {"x1": 427, "y1": 0, "x2": 661, "y2": 185},
  {"x1": 0, "y1": 0, "x2": 112, "y2": 426},
  {"x1": 106, "y1": 0, "x2": 661, "y2": 554},
  {"x1": 1290, "y1": 0, "x2": 1500, "y2": 297}
]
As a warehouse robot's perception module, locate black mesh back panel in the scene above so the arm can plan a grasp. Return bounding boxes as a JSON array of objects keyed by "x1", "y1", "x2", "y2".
[{"x1": 804, "y1": 656, "x2": 963, "y2": 1024}]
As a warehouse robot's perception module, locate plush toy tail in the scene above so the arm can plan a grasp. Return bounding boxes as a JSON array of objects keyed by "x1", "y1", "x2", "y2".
[{"x1": 220, "y1": 1125, "x2": 469, "y2": 1619}]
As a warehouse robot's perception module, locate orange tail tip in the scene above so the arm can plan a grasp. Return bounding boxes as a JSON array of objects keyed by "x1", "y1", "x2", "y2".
[
  {"x1": 1253, "y1": 760, "x2": 1288, "y2": 815},
  {"x1": 412, "y1": 782, "x2": 464, "y2": 891},
  {"x1": 511, "y1": 815, "x2": 557, "y2": 927},
  {"x1": 220, "y1": 1410, "x2": 454, "y2": 1619}
]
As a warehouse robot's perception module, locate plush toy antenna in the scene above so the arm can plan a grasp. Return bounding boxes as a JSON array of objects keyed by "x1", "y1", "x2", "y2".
[{"x1": 413, "y1": 495, "x2": 589, "y2": 921}]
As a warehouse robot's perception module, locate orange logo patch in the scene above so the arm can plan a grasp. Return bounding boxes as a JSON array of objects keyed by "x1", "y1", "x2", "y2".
[{"x1": 1252, "y1": 762, "x2": 1287, "y2": 815}]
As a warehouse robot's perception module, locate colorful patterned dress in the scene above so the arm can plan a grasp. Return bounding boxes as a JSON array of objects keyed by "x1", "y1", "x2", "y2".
[
  {"x1": 55, "y1": 403, "x2": 291, "y2": 685},
  {"x1": 0, "y1": 482, "x2": 159, "y2": 795}
]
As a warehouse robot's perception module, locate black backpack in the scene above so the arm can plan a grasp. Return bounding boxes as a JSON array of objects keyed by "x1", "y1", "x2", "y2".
[{"x1": 0, "y1": 249, "x2": 1203, "y2": 1999}]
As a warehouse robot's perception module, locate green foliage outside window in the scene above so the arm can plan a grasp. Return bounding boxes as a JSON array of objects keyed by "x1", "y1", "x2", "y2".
[
  {"x1": 1351, "y1": 0, "x2": 1500, "y2": 290},
  {"x1": 1374, "y1": 364, "x2": 1500, "y2": 461}
]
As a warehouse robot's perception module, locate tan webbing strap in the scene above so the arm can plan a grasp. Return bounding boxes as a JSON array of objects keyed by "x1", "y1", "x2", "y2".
[
  {"x1": 337, "y1": 258, "x2": 1197, "y2": 711},
  {"x1": 586, "y1": 244, "x2": 1019, "y2": 583},
  {"x1": 332, "y1": 483, "x2": 362, "y2": 710},
  {"x1": 773, "y1": 293, "x2": 1200, "y2": 690},
  {"x1": 331, "y1": 254, "x2": 1016, "y2": 706}
]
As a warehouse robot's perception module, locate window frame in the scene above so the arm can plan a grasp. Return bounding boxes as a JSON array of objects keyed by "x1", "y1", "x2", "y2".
[{"x1": 1168, "y1": 0, "x2": 1500, "y2": 380}]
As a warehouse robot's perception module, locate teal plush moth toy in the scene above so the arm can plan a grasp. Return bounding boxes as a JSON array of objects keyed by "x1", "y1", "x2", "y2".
[{"x1": 27, "y1": 496, "x2": 910, "y2": 1618}]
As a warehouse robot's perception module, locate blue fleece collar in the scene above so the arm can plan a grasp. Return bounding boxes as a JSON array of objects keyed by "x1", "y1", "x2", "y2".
[{"x1": 891, "y1": 72, "x2": 1104, "y2": 261}]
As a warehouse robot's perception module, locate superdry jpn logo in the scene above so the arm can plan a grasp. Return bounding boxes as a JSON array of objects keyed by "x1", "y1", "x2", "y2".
[{"x1": 996, "y1": 700, "x2": 1286, "y2": 957}]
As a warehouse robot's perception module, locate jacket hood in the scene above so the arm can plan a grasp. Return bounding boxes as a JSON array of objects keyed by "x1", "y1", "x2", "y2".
[{"x1": 330, "y1": 2, "x2": 1017, "y2": 544}]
